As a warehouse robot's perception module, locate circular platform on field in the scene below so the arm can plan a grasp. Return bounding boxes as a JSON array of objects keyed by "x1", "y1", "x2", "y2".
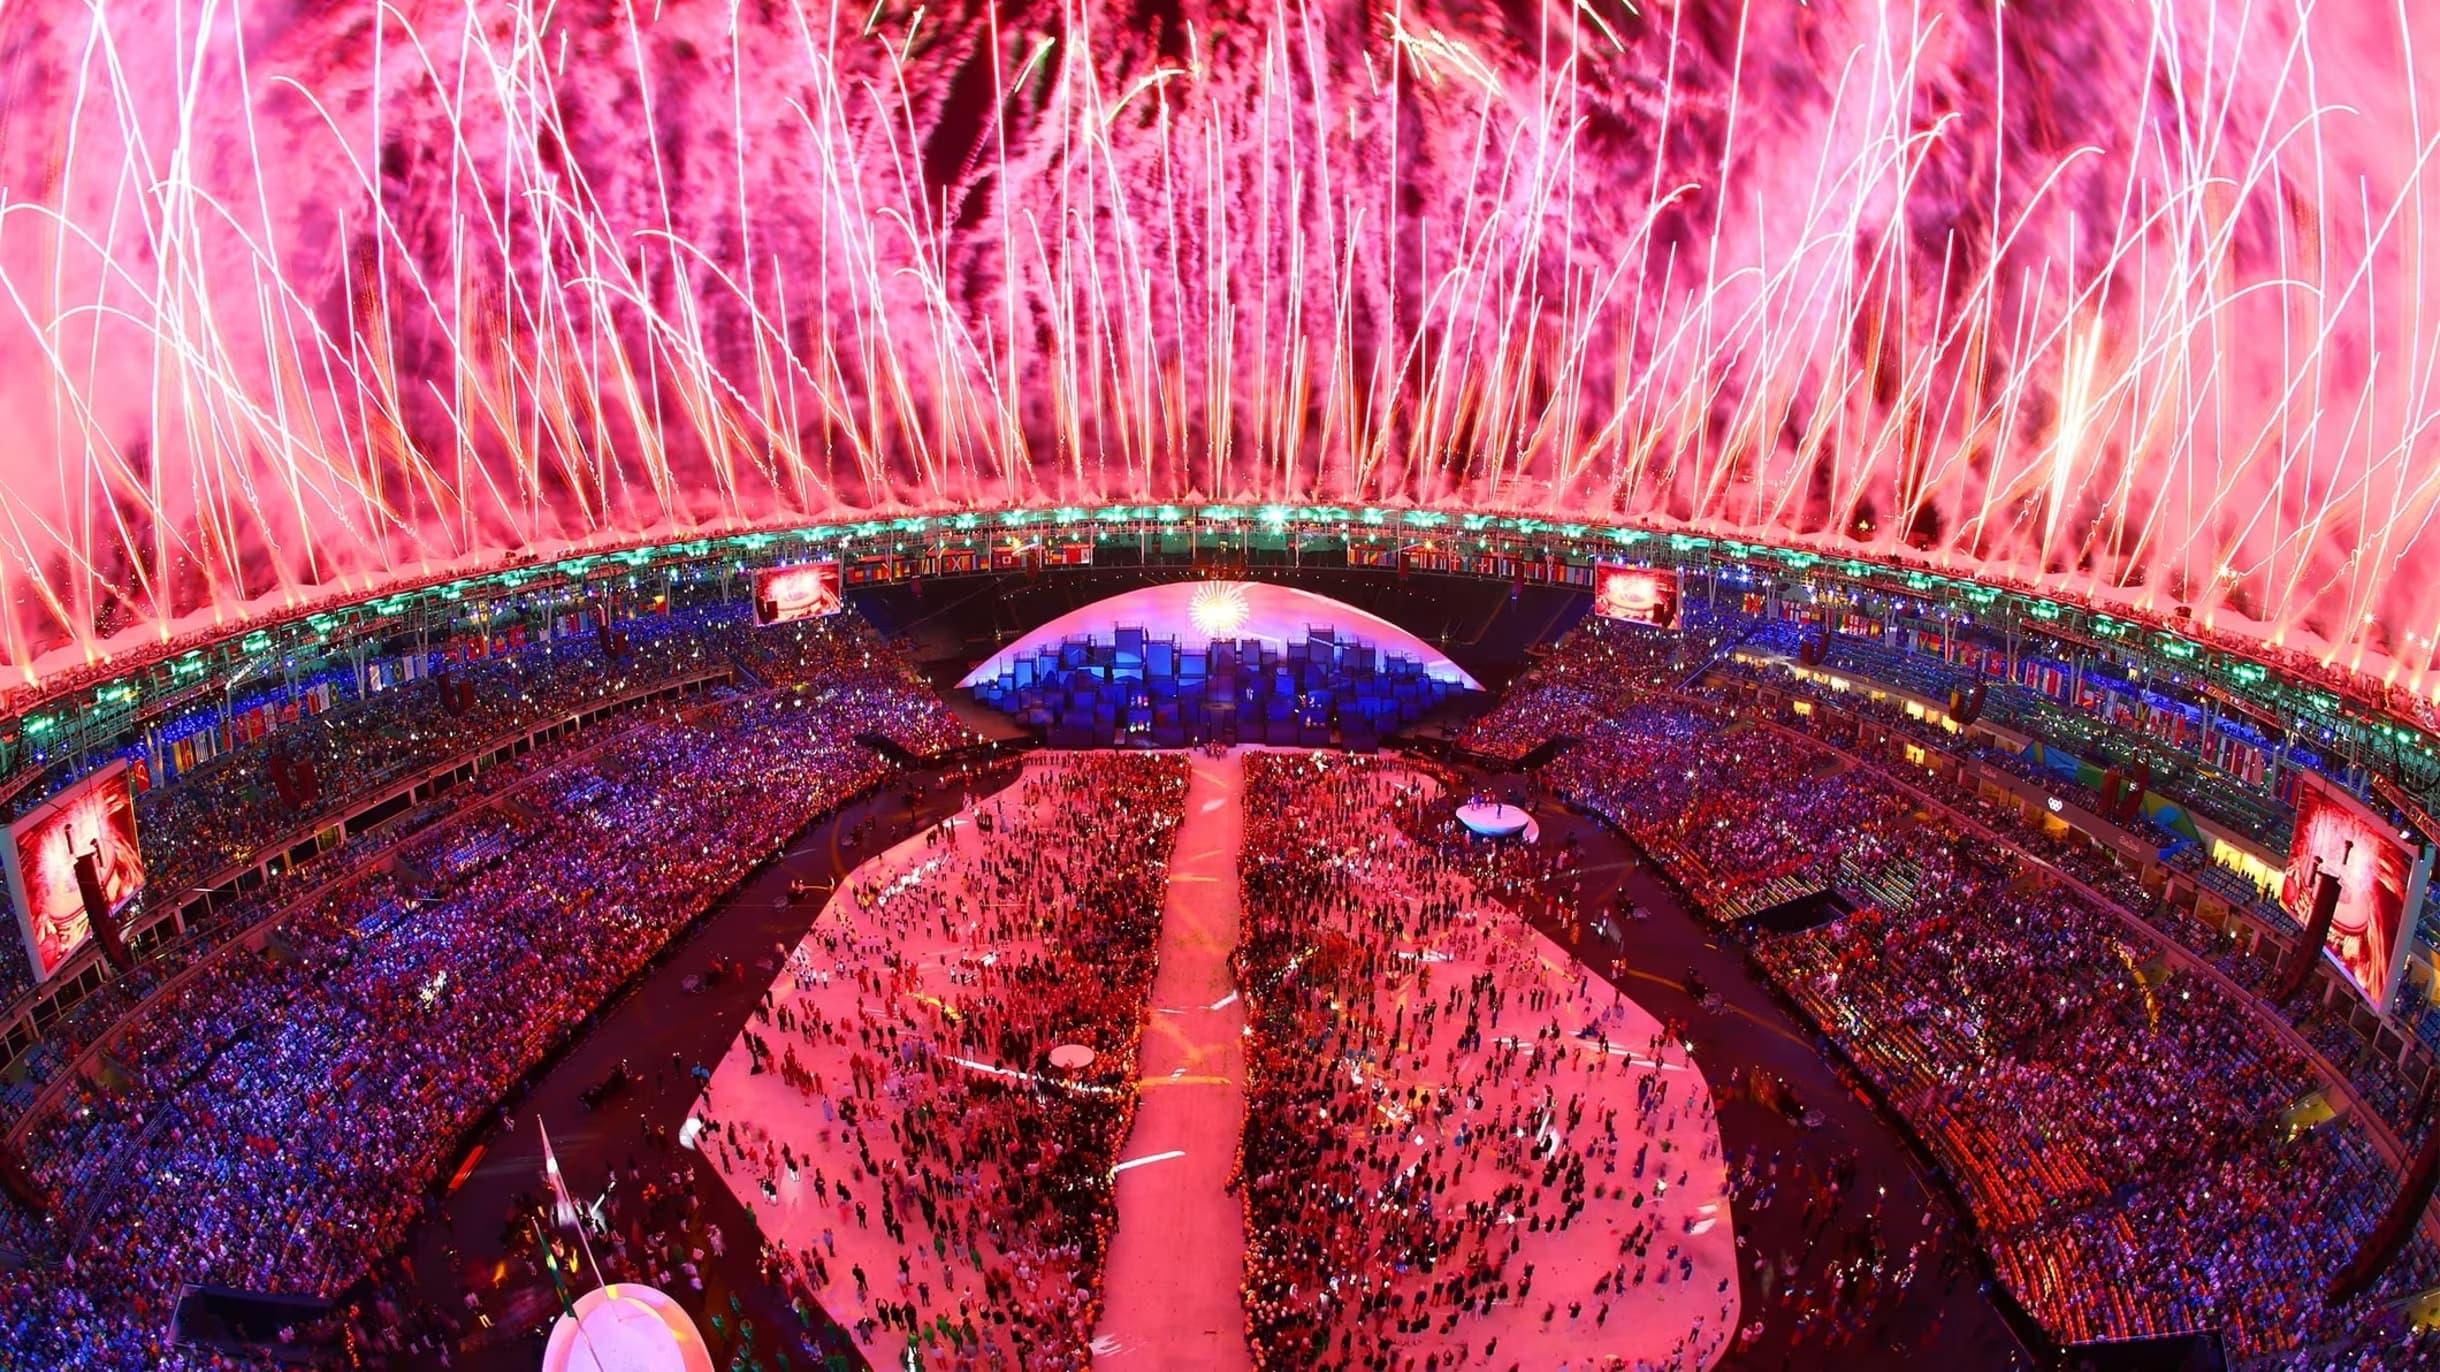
[
  {"x1": 540, "y1": 1284, "x2": 712, "y2": 1372},
  {"x1": 1455, "y1": 802, "x2": 1537, "y2": 842}
]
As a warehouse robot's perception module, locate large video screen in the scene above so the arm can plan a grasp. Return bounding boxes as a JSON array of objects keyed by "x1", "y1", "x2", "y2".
[
  {"x1": 1593, "y1": 563, "x2": 1679, "y2": 627},
  {"x1": 4, "y1": 762, "x2": 145, "y2": 982},
  {"x1": 751, "y1": 562, "x2": 844, "y2": 626},
  {"x1": 2283, "y1": 772, "x2": 2425, "y2": 1011}
]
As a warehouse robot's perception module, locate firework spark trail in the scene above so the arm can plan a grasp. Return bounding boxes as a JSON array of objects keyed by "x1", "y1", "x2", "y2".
[{"x1": 0, "y1": 0, "x2": 2435, "y2": 695}]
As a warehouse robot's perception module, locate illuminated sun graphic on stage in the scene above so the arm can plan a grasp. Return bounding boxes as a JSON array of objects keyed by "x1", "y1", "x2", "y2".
[{"x1": 1189, "y1": 582, "x2": 1253, "y2": 640}]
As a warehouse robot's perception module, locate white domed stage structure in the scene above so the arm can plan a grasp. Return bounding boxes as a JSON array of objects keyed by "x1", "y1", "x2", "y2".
[
  {"x1": 540, "y1": 1284, "x2": 712, "y2": 1372},
  {"x1": 961, "y1": 581, "x2": 1480, "y2": 749},
  {"x1": 959, "y1": 581, "x2": 1480, "y2": 691}
]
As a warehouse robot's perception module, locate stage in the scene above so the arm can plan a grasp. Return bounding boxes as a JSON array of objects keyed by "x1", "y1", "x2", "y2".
[
  {"x1": 963, "y1": 582, "x2": 1477, "y2": 748},
  {"x1": 1455, "y1": 799, "x2": 1538, "y2": 840}
]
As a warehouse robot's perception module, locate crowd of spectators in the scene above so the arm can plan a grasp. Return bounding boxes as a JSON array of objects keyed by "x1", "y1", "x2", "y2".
[
  {"x1": 1539, "y1": 694, "x2": 1939, "y2": 924},
  {"x1": 1474, "y1": 611, "x2": 2296, "y2": 864},
  {"x1": 0, "y1": 740, "x2": 622, "y2": 1131},
  {"x1": 728, "y1": 616, "x2": 980, "y2": 760},
  {"x1": 1539, "y1": 688, "x2": 2440, "y2": 1360},
  {"x1": 0, "y1": 608, "x2": 970, "y2": 1003},
  {"x1": 1790, "y1": 547, "x2": 2440, "y2": 754},
  {"x1": 1455, "y1": 617, "x2": 1694, "y2": 761},
  {"x1": 1736, "y1": 625, "x2": 2298, "y2": 851},
  {"x1": 1732, "y1": 667, "x2": 2440, "y2": 1154},
  {"x1": 10, "y1": 583, "x2": 2439, "y2": 1369},
  {"x1": 127, "y1": 606, "x2": 745, "y2": 902}
]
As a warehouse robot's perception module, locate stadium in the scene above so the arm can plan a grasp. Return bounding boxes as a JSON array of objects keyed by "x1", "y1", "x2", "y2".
[{"x1": 2, "y1": 1, "x2": 2439, "y2": 1368}]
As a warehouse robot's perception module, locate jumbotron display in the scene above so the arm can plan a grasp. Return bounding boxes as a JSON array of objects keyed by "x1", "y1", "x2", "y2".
[
  {"x1": 2283, "y1": 773, "x2": 2430, "y2": 1011},
  {"x1": 1, "y1": 1, "x2": 2437, "y2": 693},
  {"x1": 1593, "y1": 564, "x2": 1680, "y2": 628},
  {"x1": 3, "y1": 762, "x2": 143, "y2": 981},
  {"x1": 750, "y1": 563, "x2": 844, "y2": 627}
]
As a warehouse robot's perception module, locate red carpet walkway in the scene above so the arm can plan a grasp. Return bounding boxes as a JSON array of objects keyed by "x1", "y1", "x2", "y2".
[{"x1": 1090, "y1": 750, "x2": 1256, "y2": 1371}]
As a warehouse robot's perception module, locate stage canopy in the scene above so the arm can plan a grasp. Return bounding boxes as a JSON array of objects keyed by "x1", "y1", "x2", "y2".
[{"x1": 958, "y1": 581, "x2": 1481, "y2": 691}]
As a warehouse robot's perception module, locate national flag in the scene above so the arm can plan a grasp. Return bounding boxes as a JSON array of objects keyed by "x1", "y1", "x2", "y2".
[{"x1": 539, "y1": 1118, "x2": 579, "y2": 1228}]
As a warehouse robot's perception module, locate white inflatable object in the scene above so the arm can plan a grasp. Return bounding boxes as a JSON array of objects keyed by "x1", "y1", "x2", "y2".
[{"x1": 540, "y1": 1284, "x2": 714, "y2": 1372}]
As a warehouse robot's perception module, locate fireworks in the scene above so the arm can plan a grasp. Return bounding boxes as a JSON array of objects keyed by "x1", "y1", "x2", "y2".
[
  {"x1": 0, "y1": 0, "x2": 2436, "y2": 692},
  {"x1": 1189, "y1": 582, "x2": 1253, "y2": 640}
]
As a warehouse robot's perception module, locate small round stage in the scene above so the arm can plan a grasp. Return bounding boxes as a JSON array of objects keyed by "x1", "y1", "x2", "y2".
[{"x1": 1455, "y1": 800, "x2": 1538, "y2": 841}]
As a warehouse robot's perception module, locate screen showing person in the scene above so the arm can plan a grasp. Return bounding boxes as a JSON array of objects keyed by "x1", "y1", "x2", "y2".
[
  {"x1": 4, "y1": 762, "x2": 146, "y2": 982},
  {"x1": 751, "y1": 562, "x2": 844, "y2": 625},
  {"x1": 2282, "y1": 772, "x2": 2422, "y2": 1011},
  {"x1": 1593, "y1": 563, "x2": 1679, "y2": 627}
]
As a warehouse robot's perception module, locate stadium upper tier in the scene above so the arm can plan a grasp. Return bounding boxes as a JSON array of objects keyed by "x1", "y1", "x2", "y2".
[
  {"x1": 2, "y1": 1, "x2": 2438, "y2": 694},
  {"x1": 7, "y1": 509, "x2": 2440, "y2": 825}
]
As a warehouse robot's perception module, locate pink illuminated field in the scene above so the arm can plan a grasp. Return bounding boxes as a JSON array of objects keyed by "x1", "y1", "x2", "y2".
[
  {"x1": 694, "y1": 749, "x2": 1736, "y2": 1369},
  {"x1": 2, "y1": 0, "x2": 2437, "y2": 687}
]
